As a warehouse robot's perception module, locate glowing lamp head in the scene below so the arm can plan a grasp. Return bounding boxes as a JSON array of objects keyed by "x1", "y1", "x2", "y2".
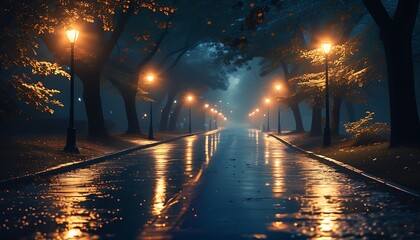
[
  {"x1": 265, "y1": 98, "x2": 270, "y2": 103},
  {"x1": 66, "y1": 29, "x2": 79, "y2": 43},
  {"x1": 276, "y1": 85, "x2": 281, "y2": 91},
  {"x1": 321, "y1": 43, "x2": 332, "y2": 54},
  {"x1": 204, "y1": 104, "x2": 209, "y2": 108},
  {"x1": 256, "y1": 108, "x2": 260, "y2": 112},
  {"x1": 210, "y1": 108, "x2": 214, "y2": 112},
  {"x1": 146, "y1": 75, "x2": 154, "y2": 82}
]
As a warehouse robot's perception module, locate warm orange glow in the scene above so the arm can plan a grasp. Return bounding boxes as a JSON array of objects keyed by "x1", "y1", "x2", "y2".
[
  {"x1": 146, "y1": 74, "x2": 154, "y2": 82},
  {"x1": 275, "y1": 85, "x2": 281, "y2": 91},
  {"x1": 66, "y1": 29, "x2": 79, "y2": 43},
  {"x1": 219, "y1": 113, "x2": 222, "y2": 116},
  {"x1": 204, "y1": 104, "x2": 209, "y2": 108},
  {"x1": 210, "y1": 108, "x2": 214, "y2": 112},
  {"x1": 321, "y1": 42, "x2": 332, "y2": 54},
  {"x1": 215, "y1": 110, "x2": 218, "y2": 113},
  {"x1": 256, "y1": 108, "x2": 260, "y2": 112},
  {"x1": 187, "y1": 95, "x2": 193, "y2": 102},
  {"x1": 265, "y1": 98, "x2": 271, "y2": 103}
]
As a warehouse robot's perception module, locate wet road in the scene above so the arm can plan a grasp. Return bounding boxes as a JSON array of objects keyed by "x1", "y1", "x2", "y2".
[{"x1": 1, "y1": 129, "x2": 420, "y2": 239}]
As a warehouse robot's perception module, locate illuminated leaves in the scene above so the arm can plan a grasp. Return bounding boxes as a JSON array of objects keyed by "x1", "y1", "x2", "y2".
[
  {"x1": 292, "y1": 38, "x2": 377, "y2": 100},
  {"x1": 344, "y1": 111, "x2": 390, "y2": 145}
]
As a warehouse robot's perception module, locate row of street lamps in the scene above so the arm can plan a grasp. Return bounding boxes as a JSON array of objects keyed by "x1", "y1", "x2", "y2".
[
  {"x1": 248, "y1": 42, "x2": 332, "y2": 147},
  {"x1": 62, "y1": 28, "x2": 228, "y2": 152},
  {"x1": 249, "y1": 84, "x2": 283, "y2": 134}
]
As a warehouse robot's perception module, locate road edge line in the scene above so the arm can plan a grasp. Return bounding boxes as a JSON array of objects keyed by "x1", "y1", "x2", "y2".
[
  {"x1": 0, "y1": 130, "x2": 218, "y2": 187},
  {"x1": 268, "y1": 133, "x2": 420, "y2": 198}
]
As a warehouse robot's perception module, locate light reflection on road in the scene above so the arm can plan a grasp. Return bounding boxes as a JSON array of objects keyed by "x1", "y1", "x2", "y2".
[
  {"x1": 0, "y1": 132, "x2": 220, "y2": 239},
  {"x1": 169, "y1": 129, "x2": 420, "y2": 239}
]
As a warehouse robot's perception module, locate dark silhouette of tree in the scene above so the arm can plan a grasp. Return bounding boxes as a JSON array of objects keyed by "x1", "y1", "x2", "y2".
[
  {"x1": 41, "y1": 1, "x2": 170, "y2": 137},
  {"x1": 363, "y1": 0, "x2": 420, "y2": 147}
]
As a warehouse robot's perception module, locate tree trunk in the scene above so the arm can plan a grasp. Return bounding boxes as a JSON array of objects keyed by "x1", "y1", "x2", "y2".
[
  {"x1": 122, "y1": 88, "x2": 141, "y2": 134},
  {"x1": 160, "y1": 89, "x2": 177, "y2": 131},
  {"x1": 169, "y1": 101, "x2": 183, "y2": 131},
  {"x1": 81, "y1": 72, "x2": 107, "y2": 137},
  {"x1": 289, "y1": 101, "x2": 304, "y2": 133},
  {"x1": 309, "y1": 107, "x2": 322, "y2": 137},
  {"x1": 344, "y1": 101, "x2": 356, "y2": 122},
  {"x1": 362, "y1": 0, "x2": 420, "y2": 147},
  {"x1": 331, "y1": 96, "x2": 342, "y2": 136},
  {"x1": 282, "y1": 61, "x2": 304, "y2": 133},
  {"x1": 383, "y1": 31, "x2": 420, "y2": 147}
]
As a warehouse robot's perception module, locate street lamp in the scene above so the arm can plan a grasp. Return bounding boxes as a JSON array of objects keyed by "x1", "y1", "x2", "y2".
[
  {"x1": 204, "y1": 103, "x2": 209, "y2": 131},
  {"x1": 275, "y1": 84, "x2": 282, "y2": 134},
  {"x1": 214, "y1": 110, "x2": 218, "y2": 129},
  {"x1": 210, "y1": 108, "x2": 214, "y2": 130},
  {"x1": 322, "y1": 42, "x2": 332, "y2": 147},
  {"x1": 265, "y1": 98, "x2": 270, "y2": 132},
  {"x1": 146, "y1": 74, "x2": 155, "y2": 140},
  {"x1": 64, "y1": 29, "x2": 79, "y2": 153},
  {"x1": 187, "y1": 95, "x2": 193, "y2": 133}
]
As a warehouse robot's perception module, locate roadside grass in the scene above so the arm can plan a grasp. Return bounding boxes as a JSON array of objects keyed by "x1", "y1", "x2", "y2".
[{"x1": 279, "y1": 132, "x2": 420, "y2": 192}]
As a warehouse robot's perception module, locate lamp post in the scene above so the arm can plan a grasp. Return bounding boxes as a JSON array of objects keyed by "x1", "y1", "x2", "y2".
[
  {"x1": 275, "y1": 85, "x2": 282, "y2": 134},
  {"x1": 64, "y1": 29, "x2": 79, "y2": 153},
  {"x1": 322, "y1": 42, "x2": 332, "y2": 147},
  {"x1": 214, "y1": 110, "x2": 218, "y2": 129},
  {"x1": 255, "y1": 108, "x2": 260, "y2": 130},
  {"x1": 210, "y1": 108, "x2": 214, "y2": 130},
  {"x1": 147, "y1": 74, "x2": 155, "y2": 140},
  {"x1": 265, "y1": 98, "x2": 270, "y2": 132},
  {"x1": 204, "y1": 103, "x2": 209, "y2": 131},
  {"x1": 187, "y1": 95, "x2": 193, "y2": 133}
]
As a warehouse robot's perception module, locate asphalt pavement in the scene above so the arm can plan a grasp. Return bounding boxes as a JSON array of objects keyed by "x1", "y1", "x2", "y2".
[{"x1": 0, "y1": 128, "x2": 419, "y2": 239}]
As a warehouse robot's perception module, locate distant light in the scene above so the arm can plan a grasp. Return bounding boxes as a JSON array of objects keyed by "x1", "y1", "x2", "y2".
[
  {"x1": 146, "y1": 74, "x2": 154, "y2": 82},
  {"x1": 174, "y1": 100, "x2": 177, "y2": 103},
  {"x1": 230, "y1": 110, "x2": 233, "y2": 113},
  {"x1": 110, "y1": 111, "x2": 113, "y2": 114},
  {"x1": 219, "y1": 100, "x2": 222, "y2": 103},
  {"x1": 144, "y1": 113, "x2": 147, "y2": 117},
  {"x1": 276, "y1": 85, "x2": 281, "y2": 91},
  {"x1": 78, "y1": 98, "x2": 82, "y2": 102},
  {"x1": 204, "y1": 104, "x2": 209, "y2": 108}
]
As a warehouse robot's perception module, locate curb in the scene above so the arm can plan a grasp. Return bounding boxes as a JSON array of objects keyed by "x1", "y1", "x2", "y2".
[
  {"x1": 268, "y1": 133, "x2": 420, "y2": 198},
  {"x1": 0, "y1": 130, "x2": 218, "y2": 187}
]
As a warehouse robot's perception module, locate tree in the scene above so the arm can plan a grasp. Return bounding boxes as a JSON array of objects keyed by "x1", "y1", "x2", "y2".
[
  {"x1": 107, "y1": 6, "x2": 174, "y2": 134},
  {"x1": 41, "y1": 0, "x2": 170, "y2": 137},
  {"x1": 291, "y1": 39, "x2": 378, "y2": 135},
  {"x1": 363, "y1": 0, "x2": 420, "y2": 147},
  {"x1": 0, "y1": 0, "x2": 68, "y2": 120}
]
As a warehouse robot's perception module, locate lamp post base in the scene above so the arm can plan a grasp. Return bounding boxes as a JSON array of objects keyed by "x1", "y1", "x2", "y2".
[
  {"x1": 148, "y1": 125, "x2": 154, "y2": 140},
  {"x1": 323, "y1": 127, "x2": 331, "y2": 147},
  {"x1": 64, "y1": 128, "x2": 79, "y2": 153}
]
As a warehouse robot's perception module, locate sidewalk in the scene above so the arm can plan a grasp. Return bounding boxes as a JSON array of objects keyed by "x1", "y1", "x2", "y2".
[
  {"x1": 273, "y1": 132, "x2": 420, "y2": 192},
  {"x1": 0, "y1": 132, "x2": 193, "y2": 182}
]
